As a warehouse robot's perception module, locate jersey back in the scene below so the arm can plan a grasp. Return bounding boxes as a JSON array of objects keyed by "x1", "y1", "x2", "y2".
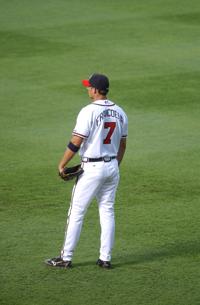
[{"x1": 72, "y1": 99, "x2": 128, "y2": 158}]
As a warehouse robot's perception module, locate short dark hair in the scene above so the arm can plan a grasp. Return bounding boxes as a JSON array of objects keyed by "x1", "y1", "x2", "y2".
[{"x1": 98, "y1": 89, "x2": 109, "y2": 96}]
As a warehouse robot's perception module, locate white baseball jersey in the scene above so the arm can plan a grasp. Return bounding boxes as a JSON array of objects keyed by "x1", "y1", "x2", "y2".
[{"x1": 72, "y1": 99, "x2": 128, "y2": 158}]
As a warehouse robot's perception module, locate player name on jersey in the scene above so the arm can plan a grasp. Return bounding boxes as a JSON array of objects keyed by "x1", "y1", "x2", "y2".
[{"x1": 96, "y1": 109, "x2": 124, "y2": 126}]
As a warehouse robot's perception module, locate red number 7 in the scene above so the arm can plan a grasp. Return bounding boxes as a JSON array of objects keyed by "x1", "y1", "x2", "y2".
[{"x1": 103, "y1": 122, "x2": 116, "y2": 144}]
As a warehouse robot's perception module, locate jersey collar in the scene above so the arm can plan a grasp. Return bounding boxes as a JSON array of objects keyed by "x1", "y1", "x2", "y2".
[{"x1": 93, "y1": 100, "x2": 115, "y2": 106}]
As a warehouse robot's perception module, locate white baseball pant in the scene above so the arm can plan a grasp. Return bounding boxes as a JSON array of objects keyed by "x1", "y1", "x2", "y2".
[{"x1": 61, "y1": 158, "x2": 119, "y2": 262}]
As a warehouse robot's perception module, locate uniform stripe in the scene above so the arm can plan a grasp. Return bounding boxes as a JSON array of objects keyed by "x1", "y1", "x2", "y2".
[
  {"x1": 72, "y1": 131, "x2": 88, "y2": 139},
  {"x1": 61, "y1": 176, "x2": 80, "y2": 257},
  {"x1": 93, "y1": 103, "x2": 115, "y2": 106}
]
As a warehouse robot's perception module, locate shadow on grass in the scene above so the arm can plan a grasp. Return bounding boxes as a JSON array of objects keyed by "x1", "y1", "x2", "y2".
[
  {"x1": 113, "y1": 240, "x2": 200, "y2": 268},
  {"x1": 74, "y1": 261, "x2": 97, "y2": 268},
  {"x1": 44, "y1": 240, "x2": 200, "y2": 270}
]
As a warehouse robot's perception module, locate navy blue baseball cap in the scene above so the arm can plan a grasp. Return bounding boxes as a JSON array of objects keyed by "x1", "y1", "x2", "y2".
[{"x1": 82, "y1": 73, "x2": 109, "y2": 92}]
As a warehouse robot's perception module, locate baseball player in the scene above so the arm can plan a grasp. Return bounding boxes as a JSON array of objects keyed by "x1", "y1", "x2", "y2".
[{"x1": 46, "y1": 73, "x2": 128, "y2": 269}]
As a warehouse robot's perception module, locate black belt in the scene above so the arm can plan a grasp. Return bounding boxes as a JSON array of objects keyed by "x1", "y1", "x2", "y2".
[{"x1": 82, "y1": 156, "x2": 116, "y2": 163}]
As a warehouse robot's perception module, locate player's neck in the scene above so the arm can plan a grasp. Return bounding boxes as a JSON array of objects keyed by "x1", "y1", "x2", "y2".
[{"x1": 91, "y1": 95, "x2": 107, "y2": 102}]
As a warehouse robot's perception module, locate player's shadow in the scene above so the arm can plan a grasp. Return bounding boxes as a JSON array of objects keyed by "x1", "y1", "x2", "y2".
[
  {"x1": 72, "y1": 240, "x2": 199, "y2": 269},
  {"x1": 112, "y1": 239, "x2": 200, "y2": 268},
  {"x1": 75, "y1": 261, "x2": 98, "y2": 268}
]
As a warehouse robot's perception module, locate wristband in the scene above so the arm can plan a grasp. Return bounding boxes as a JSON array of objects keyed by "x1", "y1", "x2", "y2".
[{"x1": 67, "y1": 141, "x2": 80, "y2": 153}]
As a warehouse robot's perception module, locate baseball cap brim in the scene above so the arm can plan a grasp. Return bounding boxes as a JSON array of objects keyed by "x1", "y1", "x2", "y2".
[{"x1": 82, "y1": 79, "x2": 91, "y2": 87}]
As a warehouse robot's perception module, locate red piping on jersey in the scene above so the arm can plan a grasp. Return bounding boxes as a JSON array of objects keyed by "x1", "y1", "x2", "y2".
[{"x1": 72, "y1": 131, "x2": 88, "y2": 139}]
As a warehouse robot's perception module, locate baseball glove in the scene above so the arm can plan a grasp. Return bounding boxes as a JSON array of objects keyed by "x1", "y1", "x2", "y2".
[{"x1": 59, "y1": 164, "x2": 84, "y2": 181}]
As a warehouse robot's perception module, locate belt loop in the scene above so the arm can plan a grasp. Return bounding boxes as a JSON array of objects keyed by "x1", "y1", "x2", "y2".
[
  {"x1": 82, "y1": 157, "x2": 88, "y2": 163},
  {"x1": 104, "y1": 156, "x2": 111, "y2": 162}
]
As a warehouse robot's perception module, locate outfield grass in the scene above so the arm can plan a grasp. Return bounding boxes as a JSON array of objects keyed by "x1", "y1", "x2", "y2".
[{"x1": 1, "y1": 1, "x2": 200, "y2": 305}]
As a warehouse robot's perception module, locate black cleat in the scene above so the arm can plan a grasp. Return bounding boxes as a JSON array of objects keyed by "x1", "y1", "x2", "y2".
[
  {"x1": 96, "y1": 258, "x2": 111, "y2": 269},
  {"x1": 45, "y1": 256, "x2": 72, "y2": 268}
]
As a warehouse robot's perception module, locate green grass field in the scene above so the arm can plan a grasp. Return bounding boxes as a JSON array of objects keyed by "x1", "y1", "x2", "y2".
[{"x1": 1, "y1": 0, "x2": 200, "y2": 304}]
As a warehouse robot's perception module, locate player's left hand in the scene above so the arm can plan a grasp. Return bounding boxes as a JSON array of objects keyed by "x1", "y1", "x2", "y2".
[{"x1": 58, "y1": 164, "x2": 84, "y2": 181}]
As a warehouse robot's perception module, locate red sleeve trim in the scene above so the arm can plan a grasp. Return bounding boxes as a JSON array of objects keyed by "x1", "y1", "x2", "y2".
[{"x1": 72, "y1": 131, "x2": 88, "y2": 139}]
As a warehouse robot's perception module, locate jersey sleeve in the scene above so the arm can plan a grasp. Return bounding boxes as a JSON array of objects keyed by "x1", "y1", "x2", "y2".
[
  {"x1": 72, "y1": 107, "x2": 90, "y2": 139},
  {"x1": 122, "y1": 113, "x2": 128, "y2": 138}
]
